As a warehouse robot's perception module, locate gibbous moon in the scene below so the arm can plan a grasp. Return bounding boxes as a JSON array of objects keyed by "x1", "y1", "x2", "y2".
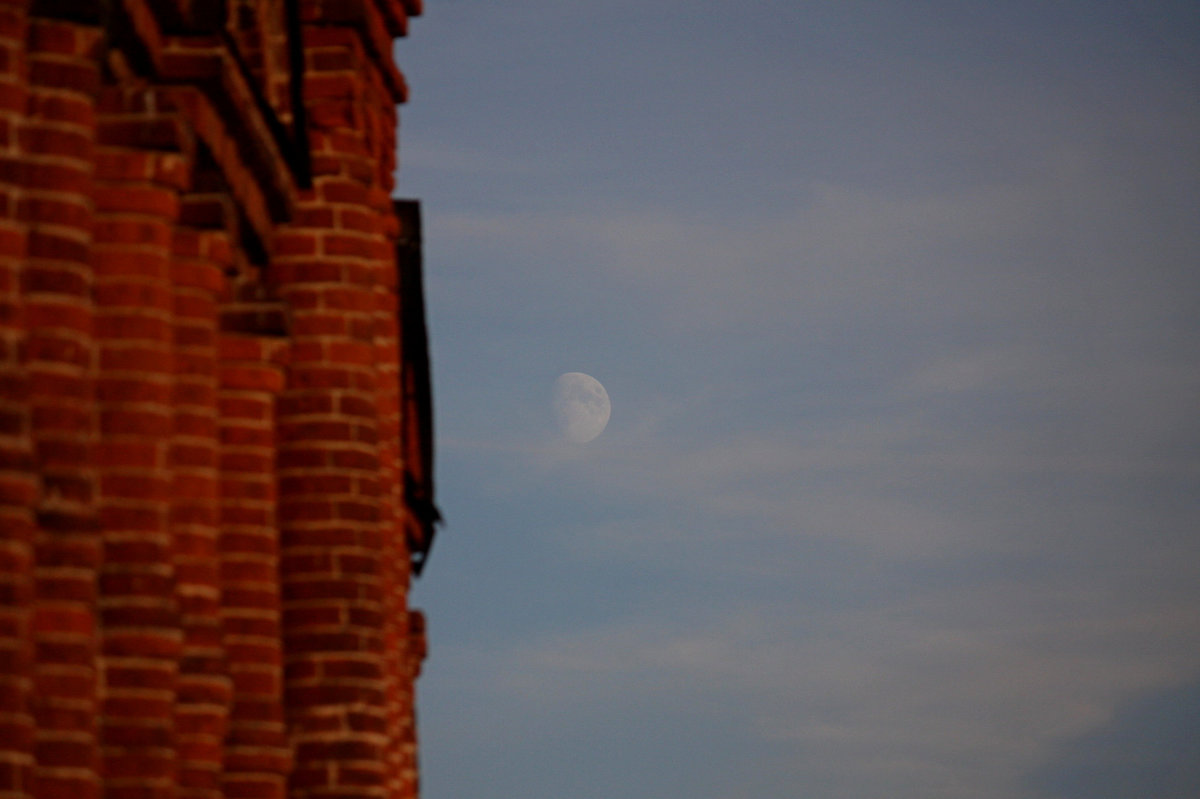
[{"x1": 552, "y1": 372, "x2": 611, "y2": 444}]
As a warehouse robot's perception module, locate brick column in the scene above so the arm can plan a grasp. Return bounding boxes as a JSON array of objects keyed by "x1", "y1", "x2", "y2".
[
  {"x1": 399, "y1": 608, "x2": 426, "y2": 799},
  {"x1": 171, "y1": 220, "x2": 234, "y2": 799},
  {"x1": 92, "y1": 87, "x2": 187, "y2": 799},
  {"x1": 373, "y1": 211, "x2": 410, "y2": 799},
  {"x1": 217, "y1": 332, "x2": 291, "y2": 799},
  {"x1": 21, "y1": 16, "x2": 102, "y2": 799},
  {"x1": 0, "y1": 2, "x2": 33, "y2": 796},
  {"x1": 275, "y1": 18, "x2": 399, "y2": 799}
]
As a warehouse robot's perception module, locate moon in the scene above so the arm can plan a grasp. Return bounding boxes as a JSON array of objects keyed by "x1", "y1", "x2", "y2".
[{"x1": 552, "y1": 372, "x2": 611, "y2": 443}]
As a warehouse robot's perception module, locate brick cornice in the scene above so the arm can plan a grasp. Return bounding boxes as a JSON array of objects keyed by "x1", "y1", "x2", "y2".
[
  {"x1": 108, "y1": 0, "x2": 309, "y2": 236},
  {"x1": 373, "y1": 0, "x2": 421, "y2": 37},
  {"x1": 300, "y1": 0, "x2": 409, "y2": 103}
]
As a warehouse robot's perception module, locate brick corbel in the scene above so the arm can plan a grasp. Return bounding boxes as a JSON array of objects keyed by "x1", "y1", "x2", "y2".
[
  {"x1": 300, "y1": 0, "x2": 409, "y2": 103},
  {"x1": 109, "y1": 0, "x2": 308, "y2": 229}
]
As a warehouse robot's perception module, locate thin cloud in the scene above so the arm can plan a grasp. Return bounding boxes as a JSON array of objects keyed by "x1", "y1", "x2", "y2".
[
  {"x1": 404, "y1": 3, "x2": 1200, "y2": 797},
  {"x1": 453, "y1": 584, "x2": 1200, "y2": 798}
]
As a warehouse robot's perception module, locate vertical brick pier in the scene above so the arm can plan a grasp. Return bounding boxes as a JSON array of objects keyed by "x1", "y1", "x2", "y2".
[{"x1": 0, "y1": 4, "x2": 439, "y2": 799}]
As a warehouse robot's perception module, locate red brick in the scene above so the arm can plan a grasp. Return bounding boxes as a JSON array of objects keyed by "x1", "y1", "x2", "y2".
[
  {"x1": 97, "y1": 117, "x2": 184, "y2": 150},
  {"x1": 323, "y1": 233, "x2": 386, "y2": 260},
  {"x1": 175, "y1": 292, "x2": 218, "y2": 320},
  {"x1": 171, "y1": 442, "x2": 217, "y2": 469},
  {"x1": 32, "y1": 668, "x2": 97, "y2": 702},
  {"x1": 1, "y1": 11, "x2": 435, "y2": 799},
  {"x1": 99, "y1": 571, "x2": 173, "y2": 600},
  {"x1": 102, "y1": 785, "x2": 170, "y2": 799},
  {"x1": 22, "y1": 263, "x2": 89, "y2": 296},
  {"x1": 97, "y1": 375, "x2": 172, "y2": 404},
  {"x1": 18, "y1": 125, "x2": 92, "y2": 160},
  {"x1": 99, "y1": 408, "x2": 173, "y2": 437},
  {"x1": 222, "y1": 777, "x2": 285, "y2": 799},
  {"x1": 19, "y1": 195, "x2": 91, "y2": 229},
  {"x1": 270, "y1": 259, "x2": 342, "y2": 283},
  {"x1": 217, "y1": 395, "x2": 271, "y2": 420},
  {"x1": 219, "y1": 425, "x2": 272, "y2": 448},
  {"x1": 103, "y1": 661, "x2": 176, "y2": 690},
  {"x1": 94, "y1": 185, "x2": 180, "y2": 217},
  {"x1": 93, "y1": 218, "x2": 172, "y2": 248},
  {"x1": 100, "y1": 631, "x2": 181, "y2": 660},
  {"x1": 288, "y1": 312, "x2": 349, "y2": 336},
  {"x1": 25, "y1": 301, "x2": 91, "y2": 333},
  {"x1": 34, "y1": 738, "x2": 95, "y2": 769},
  {"x1": 98, "y1": 345, "x2": 173, "y2": 373},
  {"x1": 219, "y1": 365, "x2": 285, "y2": 393},
  {"x1": 220, "y1": 451, "x2": 272, "y2": 472},
  {"x1": 31, "y1": 605, "x2": 94, "y2": 636},
  {"x1": 28, "y1": 22, "x2": 88, "y2": 56},
  {"x1": 171, "y1": 261, "x2": 226, "y2": 293},
  {"x1": 337, "y1": 208, "x2": 380, "y2": 234},
  {"x1": 275, "y1": 448, "x2": 323, "y2": 470},
  {"x1": 335, "y1": 501, "x2": 378, "y2": 523},
  {"x1": 276, "y1": 500, "x2": 333, "y2": 524},
  {"x1": 274, "y1": 232, "x2": 318, "y2": 256},
  {"x1": 102, "y1": 750, "x2": 176, "y2": 780},
  {"x1": 278, "y1": 474, "x2": 351, "y2": 495},
  {"x1": 217, "y1": 336, "x2": 270, "y2": 362},
  {"x1": 90, "y1": 248, "x2": 171, "y2": 279},
  {"x1": 221, "y1": 558, "x2": 276, "y2": 584},
  {"x1": 21, "y1": 160, "x2": 91, "y2": 196},
  {"x1": 315, "y1": 179, "x2": 367, "y2": 205},
  {"x1": 30, "y1": 403, "x2": 92, "y2": 434},
  {"x1": 175, "y1": 411, "x2": 218, "y2": 440},
  {"x1": 219, "y1": 478, "x2": 273, "y2": 502}
]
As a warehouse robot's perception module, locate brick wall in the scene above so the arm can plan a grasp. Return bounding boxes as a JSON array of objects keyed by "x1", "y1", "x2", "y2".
[{"x1": 0, "y1": 3, "x2": 436, "y2": 799}]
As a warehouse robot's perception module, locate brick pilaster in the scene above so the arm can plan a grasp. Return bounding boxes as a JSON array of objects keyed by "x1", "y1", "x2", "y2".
[
  {"x1": 92, "y1": 86, "x2": 188, "y2": 799},
  {"x1": 171, "y1": 219, "x2": 234, "y2": 799},
  {"x1": 276, "y1": 15, "x2": 403, "y2": 799},
  {"x1": 1, "y1": 5, "x2": 432, "y2": 799},
  {"x1": 374, "y1": 210, "x2": 410, "y2": 799},
  {"x1": 21, "y1": 15, "x2": 102, "y2": 799},
  {"x1": 0, "y1": 2, "x2": 33, "y2": 797},
  {"x1": 217, "y1": 333, "x2": 291, "y2": 799}
]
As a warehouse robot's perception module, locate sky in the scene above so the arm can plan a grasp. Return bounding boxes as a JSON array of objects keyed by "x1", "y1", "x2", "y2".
[{"x1": 390, "y1": 2, "x2": 1200, "y2": 798}]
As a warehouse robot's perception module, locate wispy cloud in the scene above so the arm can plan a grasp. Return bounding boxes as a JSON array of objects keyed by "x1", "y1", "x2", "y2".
[
  {"x1": 405, "y1": 3, "x2": 1200, "y2": 797},
  {"x1": 441, "y1": 581, "x2": 1200, "y2": 798}
]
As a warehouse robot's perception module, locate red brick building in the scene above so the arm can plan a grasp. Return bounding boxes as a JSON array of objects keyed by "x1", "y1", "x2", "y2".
[{"x1": 0, "y1": 3, "x2": 439, "y2": 799}]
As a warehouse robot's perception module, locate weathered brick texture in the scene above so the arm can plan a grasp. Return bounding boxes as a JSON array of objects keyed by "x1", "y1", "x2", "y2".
[{"x1": 0, "y1": 3, "x2": 436, "y2": 799}]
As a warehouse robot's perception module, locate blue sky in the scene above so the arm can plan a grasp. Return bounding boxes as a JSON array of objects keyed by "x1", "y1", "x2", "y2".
[{"x1": 391, "y1": 2, "x2": 1200, "y2": 797}]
